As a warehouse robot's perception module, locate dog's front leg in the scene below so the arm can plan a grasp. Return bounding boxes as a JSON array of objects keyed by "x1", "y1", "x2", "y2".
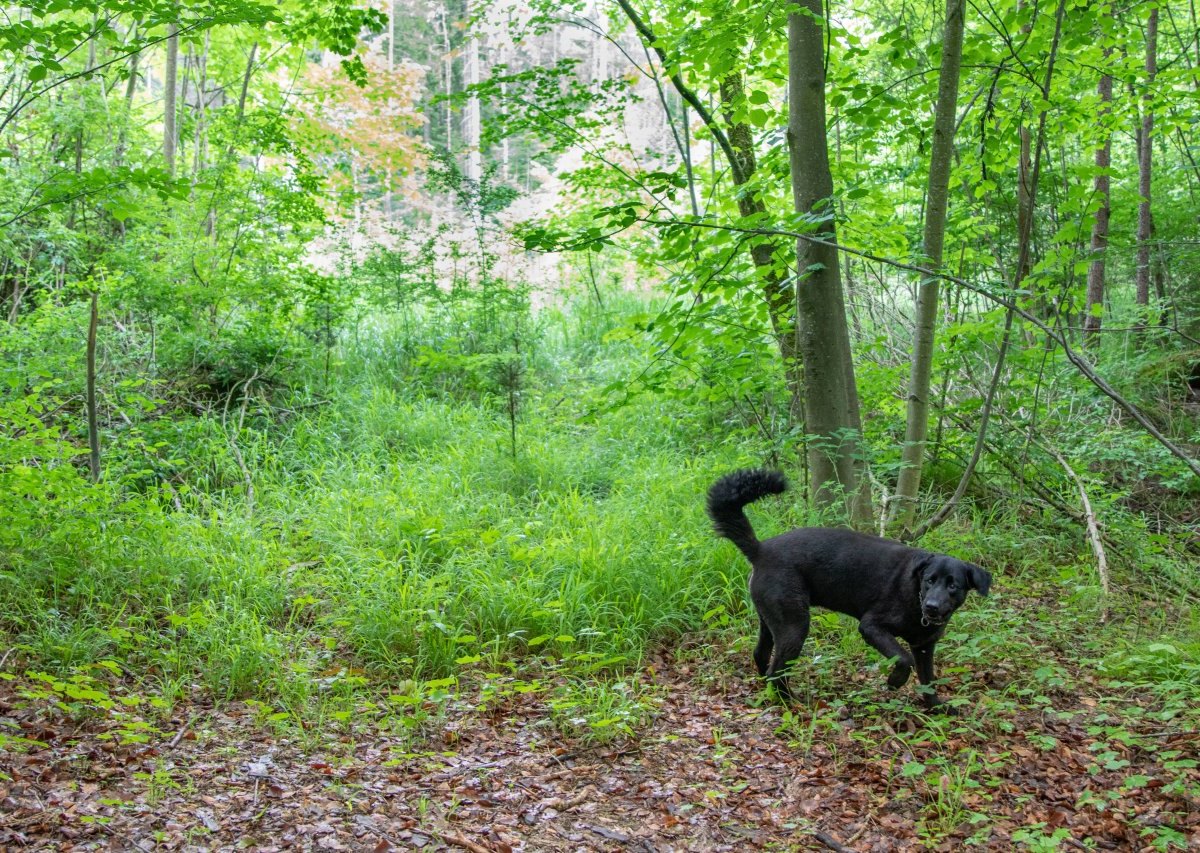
[
  {"x1": 912, "y1": 642, "x2": 954, "y2": 713},
  {"x1": 886, "y1": 660, "x2": 912, "y2": 689},
  {"x1": 858, "y1": 620, "x2": 915, "y2": 687}
]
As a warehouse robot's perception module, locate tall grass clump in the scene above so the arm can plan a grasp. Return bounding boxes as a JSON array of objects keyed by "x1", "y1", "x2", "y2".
[{"x1": 0, "y1": 290, "x2": 774, "y2": 706}]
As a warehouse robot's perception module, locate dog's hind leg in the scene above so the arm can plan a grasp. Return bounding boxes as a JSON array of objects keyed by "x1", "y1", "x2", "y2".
[
  {"x1": 753, "y1": 617, "x2": 773, "y2": 676},
  {"x1": 764, "y1": 609, "x2": 810, "y2": 702}
]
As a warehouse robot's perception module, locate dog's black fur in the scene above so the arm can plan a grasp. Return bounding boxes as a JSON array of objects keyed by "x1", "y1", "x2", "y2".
[{"x1": 707, "y1": 468, "x2": 991, "y2": 710}]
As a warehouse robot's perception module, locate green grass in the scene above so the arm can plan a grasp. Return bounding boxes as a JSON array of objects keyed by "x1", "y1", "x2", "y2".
[
  {"x1": 2, "y1": 296, "x2": 1199, "y2": 750},
  {"x1": 0, "y1": 310, "x2": 761, "y2": 704}
]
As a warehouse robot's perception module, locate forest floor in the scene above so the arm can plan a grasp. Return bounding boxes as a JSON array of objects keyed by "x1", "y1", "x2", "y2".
[{"x1": 3, "y1": 617, "x2": 1199, "y2": 853}]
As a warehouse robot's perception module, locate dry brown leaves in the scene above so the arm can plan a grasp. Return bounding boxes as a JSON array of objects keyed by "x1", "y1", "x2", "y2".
[{"x1": 2, "y1": 654, "x2": 1198, "y2": 852}]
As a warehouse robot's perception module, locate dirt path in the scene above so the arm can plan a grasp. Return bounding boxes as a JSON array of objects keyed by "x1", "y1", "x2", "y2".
[{"x1": 2, "y1": 653, "x2": 1198, "y2": 851}]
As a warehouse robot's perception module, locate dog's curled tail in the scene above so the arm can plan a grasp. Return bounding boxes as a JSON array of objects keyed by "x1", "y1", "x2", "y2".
[{"x1": 706, "y1": 469, "x2": 788, "y2": 560}]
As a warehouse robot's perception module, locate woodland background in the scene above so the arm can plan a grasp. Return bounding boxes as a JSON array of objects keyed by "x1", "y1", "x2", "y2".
[{"x1": 1, "y1": 0, "x2": 1199, "y2": 849}]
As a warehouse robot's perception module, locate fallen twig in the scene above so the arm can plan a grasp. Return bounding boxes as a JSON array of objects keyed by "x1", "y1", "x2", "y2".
[
  {"x1": 169, "y1": 713, "x2": 197, "y2": 748},
  {"x1": 1045, "y1": 444, "x2": 1111, "y2": 606},
  {"x1": 814, "y1": 830, "x2": 856, "y2": 852},
  {"x1": 584, "y1": 823, "x2": 632, "y2": 843},
  {"x1": 432, "y1": 830, "x2": 493, "y2": 853},
  {"x1": 540, "y1": 784, "x2": 598, "y2": 812}
]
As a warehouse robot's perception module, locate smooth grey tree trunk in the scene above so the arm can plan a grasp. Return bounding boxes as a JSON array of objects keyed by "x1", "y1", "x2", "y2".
[
  {"x1": 441, "y1": 6, "x2": 452, "y2": 150},
  {"x1": 1135, "y1": 6, "x2": 1158, "y2": 318},
  {"x1": 192, "y1": 31, "x2": 210, "y2": 178},
  {"x1": 87, "y1": 290, "x2": 100, "y2": 483},
  {"x1": 892, "y1": 0, "x2": 966, "y2": 529},
  {"x1": 465, "y1": 0, "x2": 482, "y2": 181},
  {"x1": 1084, "y1": 34, "x2": 1113, "y2": 346},
  {"x1": 164, "y1": 20, "x2": 179, "y2": 177},
  {"x1": 787, "y1": 0, "x2": 867, "y2": 523},
  {"x1": 114, "y1": 25, "x2": 139, "y2": 170},
  {"x1": 912, "y1": 0, "x2": 1069, "y2": 541}
]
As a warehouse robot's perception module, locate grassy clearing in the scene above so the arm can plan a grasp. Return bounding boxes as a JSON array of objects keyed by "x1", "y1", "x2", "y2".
[
  {"x1": 1, "y1": 296, "x2": 1198, "y2": 757},
  {"x1": 2, "y1": 303, "x2": 753, "y2": 726}
]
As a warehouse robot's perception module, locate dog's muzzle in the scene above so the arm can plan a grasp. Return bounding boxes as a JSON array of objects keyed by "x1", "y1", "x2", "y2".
[{"x1": 921, "y1": 613, "x2": 946, "y2": 627}]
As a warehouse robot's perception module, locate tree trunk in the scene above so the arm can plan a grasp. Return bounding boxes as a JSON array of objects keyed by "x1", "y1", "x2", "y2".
[
  {"x1": 441, "y1": 5, "x2": 453, "y2": 151},
  {"x1": 911, "y1": 0, "x2": 1068, "y2": 541},
  {"x1": 388, "y1": 0, "x2": 394, "y2": 71},
  {"x1": 718, "y1": 73, "x2": 801, "y2": 400},
  {"x1": 68, "y1": 22, "x2": 99, "y2": 232},
  {"x1": 787, "y1": 0, "x2": 867, "y2": 523},
  {"x1": 1135, "y1": 6, "x2": 1157, "y2": 319},
  {"x1": 1016, "y1": 136, "x2": 1032, "y2": 285},
  {"x1": 163, "y1": 19, "x2": 179, "y2": 177},
  {"x1": 114, "y1": 26, "x2": 139, "y2": 170},
  {"x1": 192, "y1": 31, "x2": 210, "y2": 179},
  {"x1": 1015, "y1": 2, "x2": 1034, "y2": 293},
  {"x1": 87, "y1": 290, "x2": 101, "y2": 483},
  {"x1": 464, "y1": 0, "x2": 482, "y2": 182},
  {"x1": 1084, "y1": 35, "x2": 1113, "y2": 346},
  {"x1": 892, "y1": 0, "x2": 966, "y2": 529},
  {"x1": 386, "y1": 0, "x2": 396, "y2": 215}
]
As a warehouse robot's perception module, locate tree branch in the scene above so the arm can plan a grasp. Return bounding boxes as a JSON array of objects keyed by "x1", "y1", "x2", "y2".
[
  {"x1": 0, "y1": 18, "x2": 222, "y2": 134},
  {"x1": 613, "y1": 0, "x2": 746, "y2": 184},
  {"x1": 633, "y1": 215, "x2": 1200, "y2": 482}
]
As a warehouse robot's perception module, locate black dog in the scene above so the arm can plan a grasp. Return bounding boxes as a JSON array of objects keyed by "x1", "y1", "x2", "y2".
[{"x1": 707, "y1": 469, "x2": 990, "y2": 710}]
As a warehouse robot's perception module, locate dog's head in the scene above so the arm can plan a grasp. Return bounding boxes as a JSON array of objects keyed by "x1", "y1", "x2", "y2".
[{"x1": 914, "y1": 554, "x2": 991, "y2": 627}]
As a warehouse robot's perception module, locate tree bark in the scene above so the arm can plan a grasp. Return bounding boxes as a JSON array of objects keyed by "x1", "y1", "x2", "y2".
[
  {"x1": 440, "y1": 5, "x2": 453, "y2": 151},
  {"x1": 464, "y1": 0, "x2": 482, "y2": 182},
  {"x1": 787, "y1": 0, "x2": 867, "y2": 523},
  {"x1": 1015, "y1": 1, "x2": 1034, "y2": 294},
  {"x1": 718, "y1": 73, "x2": 800, "y2": 393},
  {"x1": 192, "y1": 31, "x2": 210, "y2": 179},
  {"x1": 163, "y1": 19, "x2": 179, "y2": 177},
  {"x1": 1135, "y1": 6, "x2": 1158, "y2": 319},
  {"x1": 1084, "y1": 28, "x2": 1113, "y2": 346},
  {"x1": 86, "y1": 290, "x2": 101, "y2": 483},
  {"x1": 892, "y1": 0, "x2": 966, "y2": 529},
  {"x1": 114, "y1": 25, "x2": 139, "y2": 170}
]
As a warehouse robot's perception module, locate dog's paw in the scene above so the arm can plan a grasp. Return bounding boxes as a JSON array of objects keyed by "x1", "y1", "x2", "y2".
[
  {"x1": 887, "y1": 663, "x2": 912, "y2": 689},
  {"x1": 920, "y1": 695, "x2": 958, "y2": 715}
]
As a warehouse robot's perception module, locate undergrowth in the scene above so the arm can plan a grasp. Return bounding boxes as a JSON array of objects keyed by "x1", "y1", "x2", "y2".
[{"x1": 1, "y1": 294, "x2": 1198, "y2": 756}]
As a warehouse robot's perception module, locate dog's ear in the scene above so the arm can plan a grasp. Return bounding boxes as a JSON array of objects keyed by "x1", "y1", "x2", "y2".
[
  {"x1": 964, "y1": 562, "x2": 991, "y2": 596},
  {"x1": 910, "y1": 552, "x2": 935, "y2": 578}
]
